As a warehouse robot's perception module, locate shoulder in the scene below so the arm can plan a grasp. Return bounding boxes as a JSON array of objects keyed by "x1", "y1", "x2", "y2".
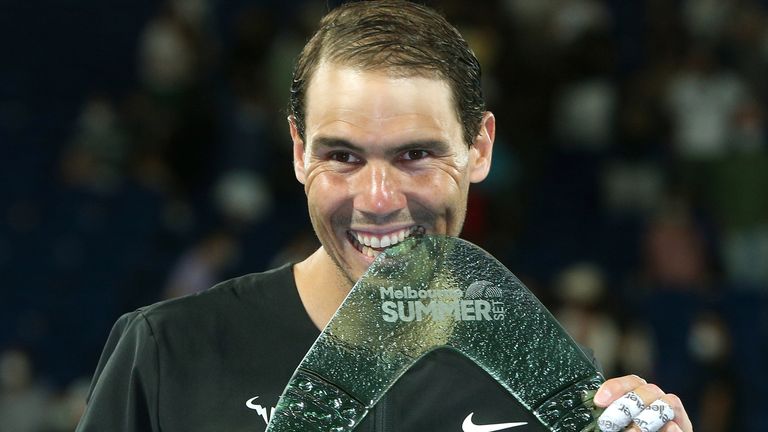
[{"x1": 134, "y1": 263, "x2": 295, "y2": 331}]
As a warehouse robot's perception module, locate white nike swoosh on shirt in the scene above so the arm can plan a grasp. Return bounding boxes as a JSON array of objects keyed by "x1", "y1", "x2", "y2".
[{"x1": 462, "y1": 412, "x2": 528, "y2": 432}]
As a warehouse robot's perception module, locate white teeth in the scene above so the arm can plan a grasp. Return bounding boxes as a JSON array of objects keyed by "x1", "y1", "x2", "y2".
[{"x1": 351, "y1": 226, "x2": 422, "y2": 254}]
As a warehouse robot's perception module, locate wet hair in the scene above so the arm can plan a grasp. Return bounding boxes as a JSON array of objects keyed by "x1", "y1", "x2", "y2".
[{"x1": 289, "y1": 0, "x2": 485, "y2": 146}]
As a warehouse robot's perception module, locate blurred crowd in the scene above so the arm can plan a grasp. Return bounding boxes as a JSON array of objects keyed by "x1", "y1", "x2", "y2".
[{"x1": 1, "y1": 0, "x2": 767, "y2": 431}]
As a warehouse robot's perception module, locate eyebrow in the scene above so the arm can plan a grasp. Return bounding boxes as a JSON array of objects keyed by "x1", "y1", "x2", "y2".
[
  {"x1": 313, "y1": 137, "x2": 365, "y2": 153},
  {"x1": 312, "y1": 136, "x2": 452, "y2": 155}
]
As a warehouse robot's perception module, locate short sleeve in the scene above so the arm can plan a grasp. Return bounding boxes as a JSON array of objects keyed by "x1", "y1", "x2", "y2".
[{"x1": 76, "y1": 310, "x2": 161, "y2": 432}]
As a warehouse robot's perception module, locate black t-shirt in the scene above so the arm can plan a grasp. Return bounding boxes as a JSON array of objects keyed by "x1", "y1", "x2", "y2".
[{"x1": 77, "y1": 264, "x2": 596, "y2": 431}]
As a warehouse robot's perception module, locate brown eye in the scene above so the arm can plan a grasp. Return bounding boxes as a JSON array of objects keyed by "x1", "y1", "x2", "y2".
[
  {"x1": 330, "y1": 152, "x2": 349, "y2": 162},
  {"x1": 402, "y1": 150, "x2": 429, "y2": 161},
  {"x1": 329, "y1": 152, "x2": 361, "y2": 164}
]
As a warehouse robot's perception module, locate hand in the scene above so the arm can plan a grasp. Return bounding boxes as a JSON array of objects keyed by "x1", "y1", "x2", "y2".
[{"x1": 594, "y1": 375, "x2": 693, "y2": 432}]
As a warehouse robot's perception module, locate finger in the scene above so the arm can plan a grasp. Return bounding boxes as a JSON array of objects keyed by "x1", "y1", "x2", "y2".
[
  {"x1": 657, "y1": 394, "x2": 692, "y2": 432},
  {"x1": 596, "y1": 391, "x2": 646, "y2": 432},
  {"x1": 631, "y1": 399, "x2": 675, "y2": 432},
  {"x1": 628, "y1": 394, "x2": 691, "y2": 432},
  {"x1": 595, "y1": 375, "x2": 647, "y2": 406},
  {"x1": 658, "y1": 420, "x2": 683, "y2": 432},
  {"x1": 630, "y1": 383, "x2": 665, "y2": 408},
  {"x1": 597, "y1": 384, "x2": 664, "y2": 432}
]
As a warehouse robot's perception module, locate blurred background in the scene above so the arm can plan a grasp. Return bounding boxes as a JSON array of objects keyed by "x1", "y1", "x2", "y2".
[{"x1": 1, "y1": 0, "x2": 766, "y2": 430}]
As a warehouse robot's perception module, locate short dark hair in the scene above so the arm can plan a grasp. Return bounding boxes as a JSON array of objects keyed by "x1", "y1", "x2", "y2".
[{"x1": 289, "y1": 0, "x2": 485, "y2": 146}]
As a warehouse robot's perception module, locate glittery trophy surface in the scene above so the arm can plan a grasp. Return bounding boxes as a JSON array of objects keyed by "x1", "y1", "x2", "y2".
[{"x1": 266, "y1": 235, "x2": 605, "y2": 431}]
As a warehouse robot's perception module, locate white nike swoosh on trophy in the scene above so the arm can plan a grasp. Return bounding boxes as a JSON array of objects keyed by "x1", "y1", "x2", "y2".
[{"x1": 462, "y1": 412, "x2": 528, "y2": 432}]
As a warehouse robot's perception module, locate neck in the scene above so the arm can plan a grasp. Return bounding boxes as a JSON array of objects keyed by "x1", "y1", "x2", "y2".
[{"x1": 293, "y1": 247, "x2": 354, "y2": 330}]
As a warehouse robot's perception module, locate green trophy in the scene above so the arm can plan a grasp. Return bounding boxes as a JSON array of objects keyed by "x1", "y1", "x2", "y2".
[{"x1": 265, "y1": 235, "x2": 604, "y2": 431}]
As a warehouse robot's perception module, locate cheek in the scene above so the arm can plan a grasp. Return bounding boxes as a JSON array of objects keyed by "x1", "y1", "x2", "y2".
[
  {"x1": 305, "y1": 165, "x2": 338, "y2": 195},
  {"x1": 305, "y1": 172, "x2": 351, "y2": 216},
  {"x1": 411, "y1": 167, "x2": 467, "y2": 203}
]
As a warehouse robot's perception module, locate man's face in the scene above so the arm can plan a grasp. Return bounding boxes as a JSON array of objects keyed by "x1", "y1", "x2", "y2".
[{"x1": 291, "y1": 62, "x2": 493, "y2": 284}]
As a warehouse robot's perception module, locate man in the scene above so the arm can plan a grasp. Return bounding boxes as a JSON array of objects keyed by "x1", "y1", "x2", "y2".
[{"x1": 77, "y1": 1, "x2": 693, "y2": 431}]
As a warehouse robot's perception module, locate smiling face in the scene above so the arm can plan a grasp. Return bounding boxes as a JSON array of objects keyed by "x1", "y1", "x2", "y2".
[{"x1": 291, "y1": 63, "x2": 494, "y2": 286}]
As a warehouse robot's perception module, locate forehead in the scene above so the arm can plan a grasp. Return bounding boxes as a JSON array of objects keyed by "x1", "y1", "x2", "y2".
[{"x1": 304, "y1": 62, "x2": 462, "y2": 146}]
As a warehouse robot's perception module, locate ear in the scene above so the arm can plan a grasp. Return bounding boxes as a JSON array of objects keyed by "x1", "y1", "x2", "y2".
[
  {"x1": 289, "y1": 116, "x2": 307, "y2": 184},
  {"x1": 468, "y1": 111, "x2": 495, "y2": 183}
]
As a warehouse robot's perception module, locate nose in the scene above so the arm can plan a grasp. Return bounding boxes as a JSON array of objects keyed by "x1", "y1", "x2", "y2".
[{"x1": 353, "y1": 161, "x2": 406, "y2": 220}]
